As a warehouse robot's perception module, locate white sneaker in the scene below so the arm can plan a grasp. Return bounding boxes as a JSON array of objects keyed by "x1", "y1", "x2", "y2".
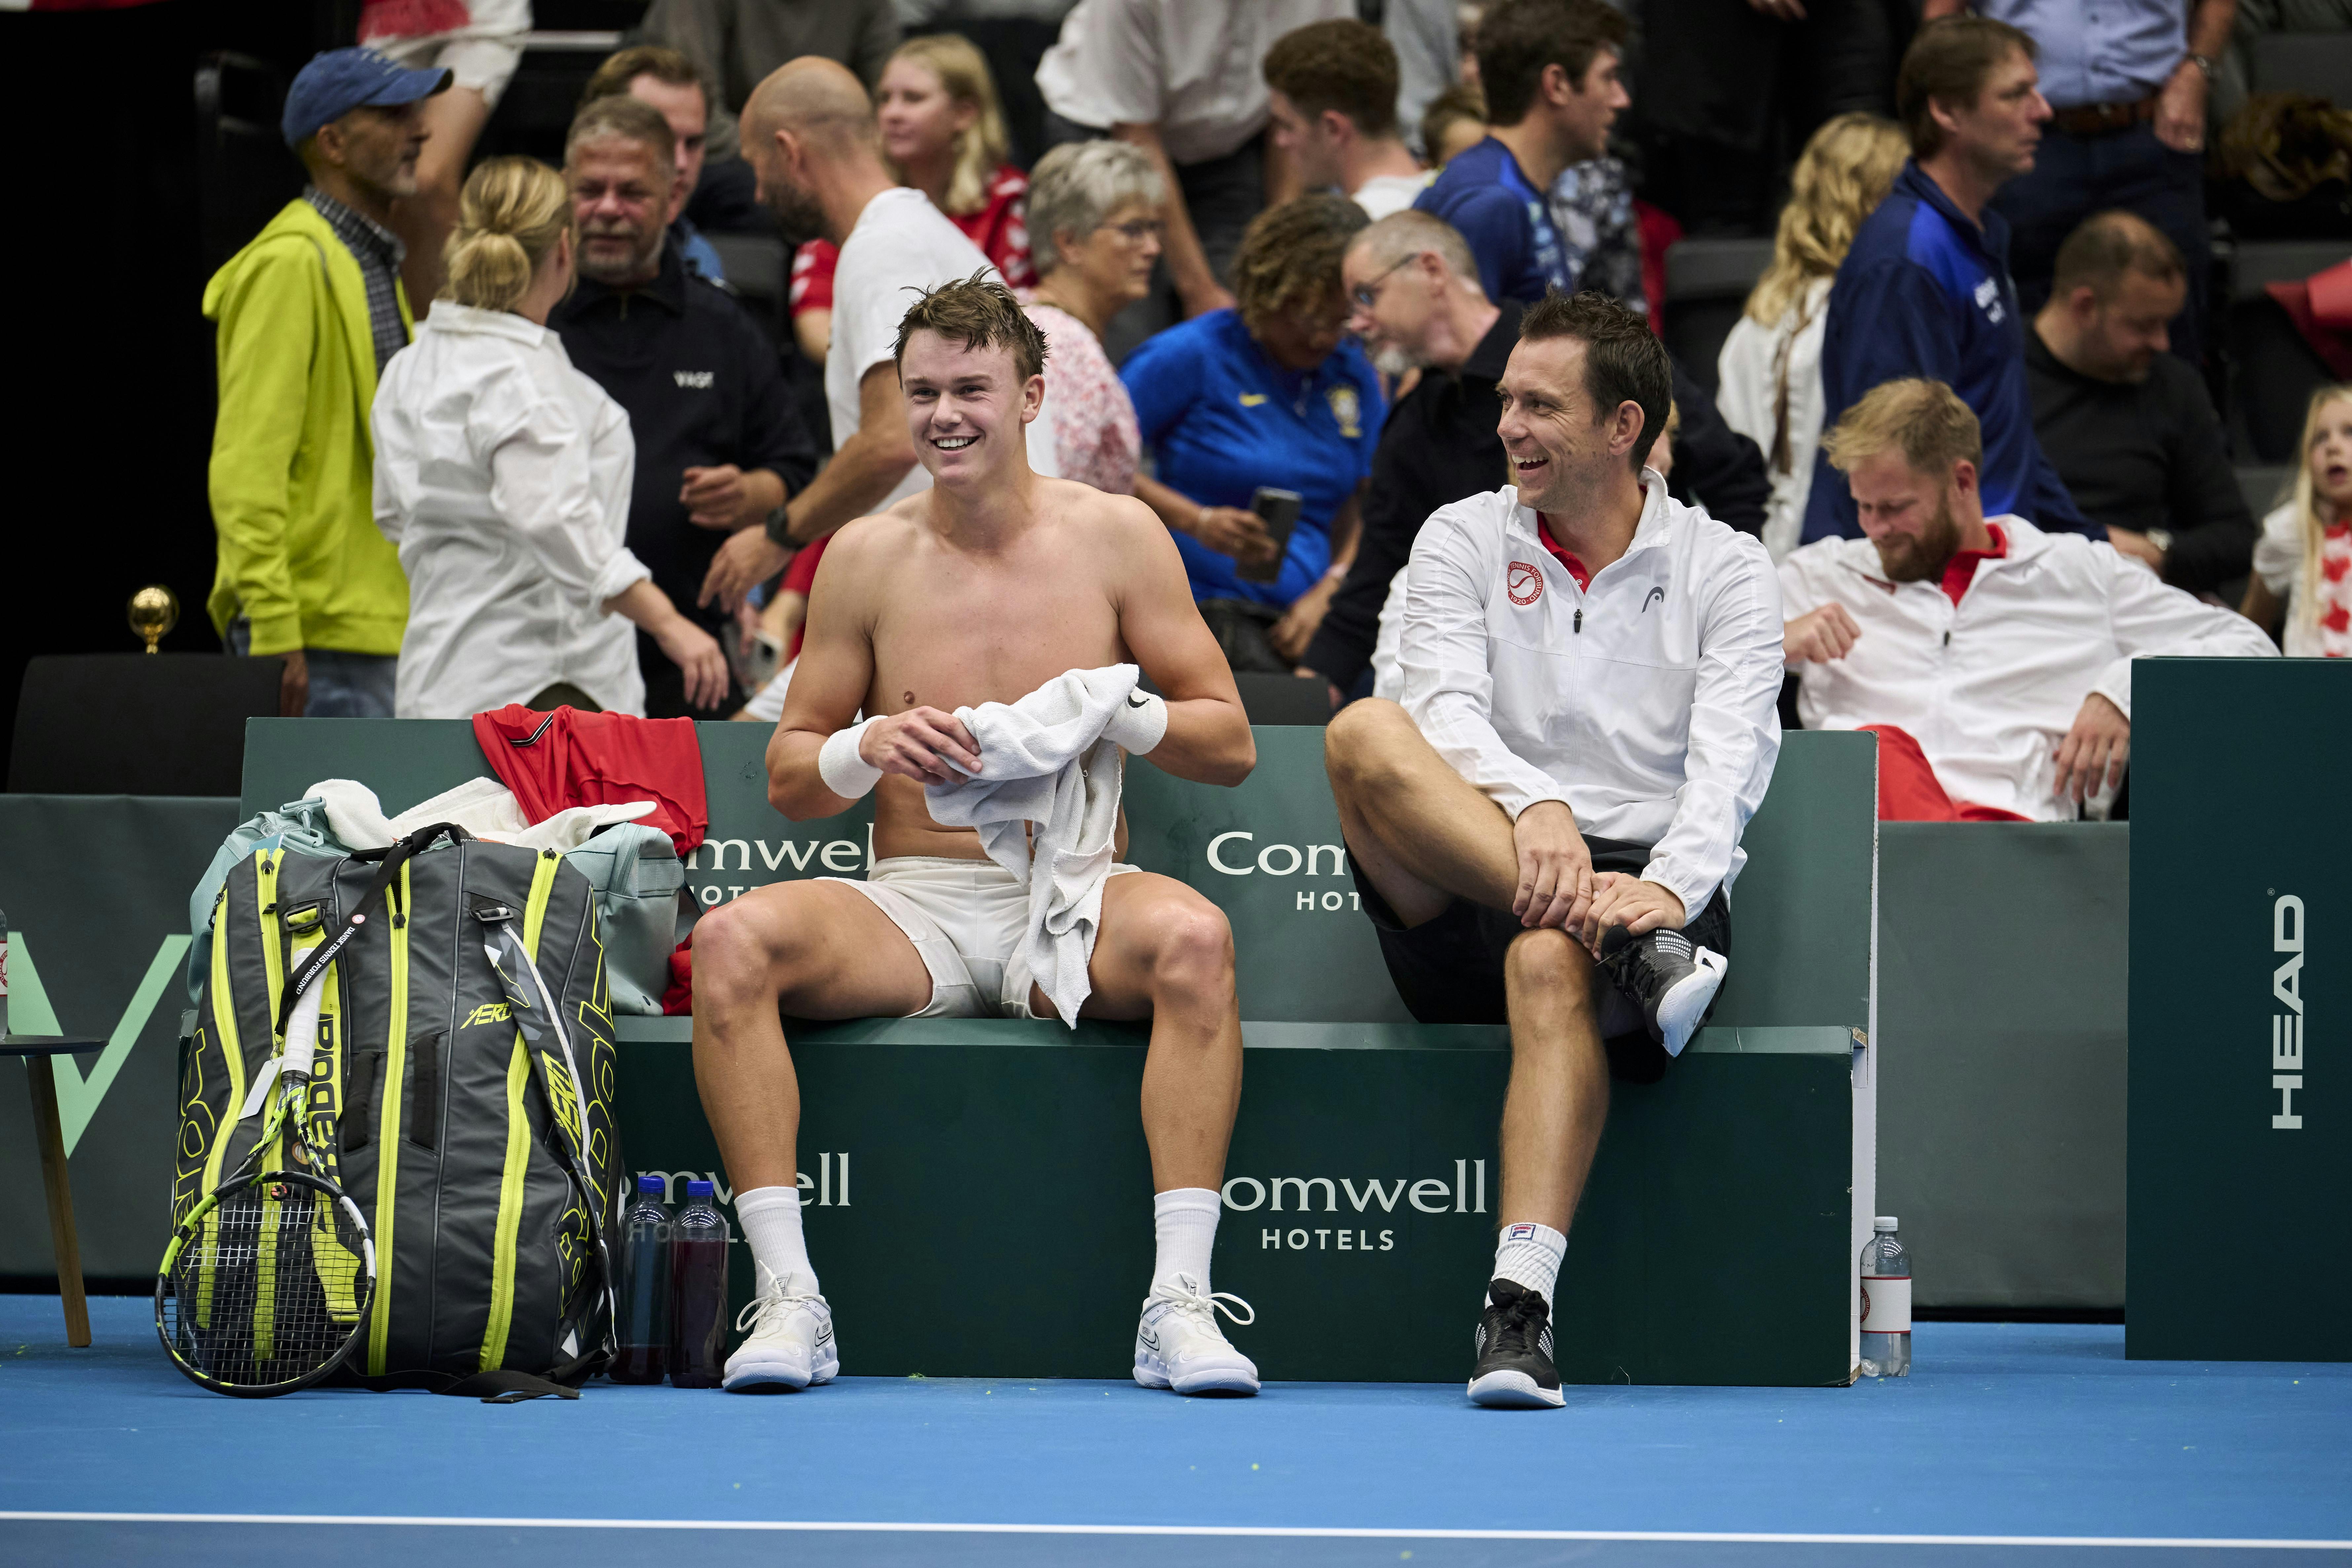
[
  {"x1": 1133, "y1": 1273, "x2": 1259, "y2": 1396},
  {"x1": 722, "y1": 1266, "x2": 838, "y2": 1392}
]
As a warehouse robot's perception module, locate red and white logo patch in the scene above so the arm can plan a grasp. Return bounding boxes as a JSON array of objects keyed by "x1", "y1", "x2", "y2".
[{"x1": 1507, "y1": 561, "x2": 1544, "y2": 606}]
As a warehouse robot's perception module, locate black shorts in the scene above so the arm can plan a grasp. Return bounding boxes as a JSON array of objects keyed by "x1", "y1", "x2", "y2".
[{"x1": 1348, "y1": 834, "x2": 1733, "y2": 1085}]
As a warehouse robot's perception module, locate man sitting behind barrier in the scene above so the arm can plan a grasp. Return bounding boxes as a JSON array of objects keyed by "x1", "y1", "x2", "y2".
[
  {"x1": 1322, "y1": 291, "x2": 1785, "y2": 1409},
  {"x1": 1780, "y1": 377, "x2": 2277, "y2": 822},
  {"x1": 691, "y1": 275, "x2": 1265, "y2": 1397}
]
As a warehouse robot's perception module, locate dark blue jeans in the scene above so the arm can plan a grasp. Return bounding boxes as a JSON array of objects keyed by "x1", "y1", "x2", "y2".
[
  {"x1": 1990, "y1": 122, "x2": 2209, "y2": 364},
  {"x1": 224, "y1": 618, "x2": 397, "y2": 717}
]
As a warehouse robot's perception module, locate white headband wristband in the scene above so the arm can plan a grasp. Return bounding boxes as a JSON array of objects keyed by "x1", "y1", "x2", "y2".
[
  {"x1": 817, "y1": 717, "x2": 885, "y2": 799},
  {"x1": 1101, "y1": 689, "x2": 1169, "y2": 756}
]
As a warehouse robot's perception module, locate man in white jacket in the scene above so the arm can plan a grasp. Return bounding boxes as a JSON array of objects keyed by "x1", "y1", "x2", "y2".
[
  {"x1": 1780, "y1": 377, "x2": 2275, "y2": 822},
  {"x1": 1324, "y1": 291, "x2": 1785, "y2": 1409},
  {"x1": 689, "y1": 277, "x2": 1267, "y2": 1400}
]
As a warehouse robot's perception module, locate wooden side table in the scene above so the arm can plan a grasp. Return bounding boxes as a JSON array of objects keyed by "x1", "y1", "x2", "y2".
[{"x1": 4, "y1": 1036, "x2": 105, "y2": 1347}]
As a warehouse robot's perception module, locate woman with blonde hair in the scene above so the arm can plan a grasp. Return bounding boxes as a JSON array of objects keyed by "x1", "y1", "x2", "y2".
[
  {"x1": 788, "y1": 33, "x2": 1034, "y2": 361},
  {"x1": 2244, "y1": 386, "x2": 2352, "y2": 658},
  {"x1": 1716, "y1": 113, "x2": 1909, "y2": 560},
  {"x1": 371, "y1": 155, "x2": 728, "y2": 719}
]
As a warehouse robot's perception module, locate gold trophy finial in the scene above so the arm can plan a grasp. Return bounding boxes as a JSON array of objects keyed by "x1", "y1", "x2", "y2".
[{"x1": 127, "y1": 585, "x2": 179, "y2": 654}]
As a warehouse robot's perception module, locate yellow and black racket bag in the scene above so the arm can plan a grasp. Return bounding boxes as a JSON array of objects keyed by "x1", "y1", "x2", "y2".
[{"x1": 174, "y1": 823, "x2": 622, "y2": 1399}]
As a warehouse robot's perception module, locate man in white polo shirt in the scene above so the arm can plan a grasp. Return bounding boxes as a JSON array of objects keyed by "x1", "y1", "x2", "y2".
[
  {"x1": 1780, "y1": 376, "x2": 2274, "y2": 822},
  {"x1": 700, "y1": 57, "x2": 999, "y2": 615},
  {"x1": 1323, "y1": 290, "x2": 1785, "y2": 1410}
]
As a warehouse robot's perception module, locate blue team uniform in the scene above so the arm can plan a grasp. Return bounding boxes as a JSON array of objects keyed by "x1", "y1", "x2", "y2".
[
  {"x1": 1121, "y1": 309, "x2": 1385, "y2": 608},
  {"x1": 1412, "y1": 137, "x2": 1571, "y2": 304},
  {"x1": 1803, "y1": 162, "x2": 2090, "y2": 544}
]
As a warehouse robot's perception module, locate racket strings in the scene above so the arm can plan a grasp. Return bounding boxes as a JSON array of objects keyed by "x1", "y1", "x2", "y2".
[{"x1": 161, "y1": 1181, "x2": 368, "y2": 1389}]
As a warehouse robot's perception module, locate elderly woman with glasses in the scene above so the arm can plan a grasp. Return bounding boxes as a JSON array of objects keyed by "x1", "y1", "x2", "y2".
[
  {"x1": 1121, "y1": 194, "x2": 1387, "y2": 674},
  {"x1": 1022, "y1": 141, "x2": 1168, "y2": 495}
]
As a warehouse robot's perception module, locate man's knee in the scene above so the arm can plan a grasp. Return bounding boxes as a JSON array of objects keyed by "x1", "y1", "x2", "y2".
[
  {"x1": 1146, "y1": 895, "x2": 1236, "y2": 996},
  {"x1": 690, "y1": 894, "x2": 801, "y2": 1006},
  {"x1": 1503, "y1": 928, "x2": 1596, "y2": 1019},
  {"x1": 1324, "y1": 697, "x2": 1414, "y2": 796}
]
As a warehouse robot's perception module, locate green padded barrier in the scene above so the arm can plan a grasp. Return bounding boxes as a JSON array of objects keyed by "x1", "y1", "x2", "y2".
[
  {"x1": 241, "y1": 716, "x2": 1876, "y2": 1383},
  {"x1": 2129, "y1": 658, "x2": 2351, "y2": 1362},
  {"x1": 615, "y1": 1017, "x2": 1856, "y2": 1384},
  {"x1": 243, "y1": 722, "x2": 1877, "y2": 1031},
  {"x1": 0, "y1": 796, "x2": 242, "y2": 1286},
  {"x1": 1879, "y1": 823, "x2": 2128, "y2": 1310}
]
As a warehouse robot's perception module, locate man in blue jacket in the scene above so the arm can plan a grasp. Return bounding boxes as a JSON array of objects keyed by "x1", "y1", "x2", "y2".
[{"x1": 1802, "y1": 17, "x2": 2095, "y2": 545}]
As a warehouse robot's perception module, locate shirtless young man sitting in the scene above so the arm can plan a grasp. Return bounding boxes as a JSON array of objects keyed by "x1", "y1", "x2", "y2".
[{"x1": 690, "y1": 275, "x2": 1264, "y2": 1397}]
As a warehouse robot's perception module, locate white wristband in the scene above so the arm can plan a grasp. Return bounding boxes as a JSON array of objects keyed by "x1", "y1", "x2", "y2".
[
  {"x1": 818, "y1": 717, "x2": 884, "y2": 798},
  {"x1": 1101, "y1": 689, "x2": 1169, "y2": 755}
]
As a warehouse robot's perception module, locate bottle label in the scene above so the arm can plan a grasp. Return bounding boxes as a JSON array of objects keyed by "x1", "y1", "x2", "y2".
[{"x1": 1861, "y1": 1275, "x2": 1912, "y2": 1333}]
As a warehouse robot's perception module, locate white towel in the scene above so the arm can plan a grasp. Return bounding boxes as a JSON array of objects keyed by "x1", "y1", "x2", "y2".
[
  {"x1": 306, "y1": 777, "x2": 654, "y2": 854},
  {"x1": 923, "y1": 665, "x2": 1140, "y2": 1027}
]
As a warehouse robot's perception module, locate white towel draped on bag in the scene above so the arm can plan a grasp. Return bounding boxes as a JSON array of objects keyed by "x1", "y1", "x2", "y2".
[{"x1": 923, "y1": 665, "x2": 1143, "y2": 1027}]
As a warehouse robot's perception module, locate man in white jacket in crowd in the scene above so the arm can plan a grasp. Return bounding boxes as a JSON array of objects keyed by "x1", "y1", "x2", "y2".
[
  {"x1": 1780, "y1": 377, "x2": 2275, "y2": 822},
  {"x1": 689, "y1": 277, "x2": 1267, "y2": 1400},
  {"x1": 1323, "y1": 291, "x2": 1785, "y2": 1410}
]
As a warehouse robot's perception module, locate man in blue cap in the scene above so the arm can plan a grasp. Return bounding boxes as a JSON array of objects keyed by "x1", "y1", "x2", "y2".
[{"x1": 203, "y1": 49, "x2": 450, "y2": 717}]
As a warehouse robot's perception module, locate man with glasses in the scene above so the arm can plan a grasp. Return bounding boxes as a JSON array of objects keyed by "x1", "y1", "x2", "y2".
[{"x1": 1297, "y1": 210, "x2": 1518, "y2": 703}]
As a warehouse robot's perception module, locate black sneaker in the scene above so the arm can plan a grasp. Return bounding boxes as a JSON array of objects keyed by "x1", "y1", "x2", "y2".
[
  {"x1": 1599, "y1": 926, "x2": 1728, "y2": 1057},
  {"x1": 1468, "y1": 1280, "x2": 1563, "y2": 1408}
]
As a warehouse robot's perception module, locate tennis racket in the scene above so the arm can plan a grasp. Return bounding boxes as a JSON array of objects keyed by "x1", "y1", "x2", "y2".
[{"x1": 156, "y1": 862, "x2": 392, "y2": 1397}]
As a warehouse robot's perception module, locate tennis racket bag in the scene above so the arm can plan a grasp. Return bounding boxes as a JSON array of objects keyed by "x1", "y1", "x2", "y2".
[{"x1": 175, "y1": 823, "x2": 621, "y2": 1396}]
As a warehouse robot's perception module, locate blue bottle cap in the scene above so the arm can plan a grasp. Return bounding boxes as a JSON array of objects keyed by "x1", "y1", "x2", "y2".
[
  {"x1": 637, "y1": 1174, "x2": 667, "y2": 1195},
  {"x1": 686, "y1": 1178, "x2": 714, "y2": 1198}
]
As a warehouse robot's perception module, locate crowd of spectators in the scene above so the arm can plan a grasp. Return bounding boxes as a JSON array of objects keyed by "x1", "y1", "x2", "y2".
[{"x1": 203, "y1": 0, "x2": 2347, "y2": 824}]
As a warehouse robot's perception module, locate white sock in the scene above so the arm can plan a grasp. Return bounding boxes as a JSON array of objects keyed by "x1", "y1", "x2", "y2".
[
  {"x1": 1491, "y1": 1220, "x2": 1567, "y2": 1307},
  {"x1": 734, "y1": 1185, "x2": 818, "y2": 1297},
  {"x1": 1152, "y1": 1187, "x2": 1221, "y2": 1292}
]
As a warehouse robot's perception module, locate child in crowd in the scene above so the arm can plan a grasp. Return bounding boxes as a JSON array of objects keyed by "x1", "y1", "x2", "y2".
[
  {"x1": 1418, "y1": 82, "x2": 1487, "y2": 168},
  {"x1": 2243, "y1": 386, "x2": 2352, "y2": 658}
]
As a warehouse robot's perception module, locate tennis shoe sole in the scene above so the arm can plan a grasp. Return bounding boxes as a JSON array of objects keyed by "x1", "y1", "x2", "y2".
[
  {"x1": 722, "y1": 1335, "x2": 838, "y2": 1393},
  {"x1": 1467, "y1": 1368, "x2": 1565, "y2": 1408},
  {"x1": 1655, "y1": 946, "x2": 1728, "y2": 1057},
  {"x1": 1134, "y1": 1347, "x2": 1260, "y2": 1396}
]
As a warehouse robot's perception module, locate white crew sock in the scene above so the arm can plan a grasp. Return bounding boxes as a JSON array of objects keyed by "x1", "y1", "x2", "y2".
[
  {"x1": 1490, "y1": 1220, "x2": 1567, "y2": 1307},
  {"x1": 1152, "y1": 1187, "x2": 1222, "y2": 1293},
  {"x1": 734, "y1": 1185, "x2": 819, "y2": 1298}
]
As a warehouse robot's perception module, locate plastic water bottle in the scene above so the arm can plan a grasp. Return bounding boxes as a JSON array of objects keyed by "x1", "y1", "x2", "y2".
[
  {"x1": 669, "y1": 1179, "x2": 730, "y2": 1388},
  {"x1": 1859, "y1": 1215, "x2": 1912, "y2": 1378},
  {"x1": 610, "y1": 1176, "x2": 672, "y2": 1384}
]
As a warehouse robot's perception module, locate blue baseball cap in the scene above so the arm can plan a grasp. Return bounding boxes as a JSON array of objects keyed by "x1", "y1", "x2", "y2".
[{"x1": 281, "y1": 47, "x2": 452, "y2": 148}]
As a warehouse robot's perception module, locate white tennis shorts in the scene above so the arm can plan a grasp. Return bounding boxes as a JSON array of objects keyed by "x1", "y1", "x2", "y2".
[{"x1": 831, "y1": 856, "x2": 1138, "y2": 1019}]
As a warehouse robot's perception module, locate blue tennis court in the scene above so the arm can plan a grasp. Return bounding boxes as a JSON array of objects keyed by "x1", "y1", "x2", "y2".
[{"x1": 4, "y1": 1295, "x2": 2346, "y2": 1567}]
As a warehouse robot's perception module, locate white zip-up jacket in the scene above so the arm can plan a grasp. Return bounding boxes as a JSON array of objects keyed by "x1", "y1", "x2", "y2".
[
  {"x1": 1397, "y1": 476, "x2": 1785, "y2": 919},
  {"x1": 1778, "y1": 515, "x2": 2279, "y2": 820},
  {"x1": 372, "y1": 303, "x2": 653, "y2": 719}
]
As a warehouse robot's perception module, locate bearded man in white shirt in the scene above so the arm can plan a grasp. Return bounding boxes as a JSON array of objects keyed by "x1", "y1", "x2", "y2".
[
  {"x1": 1779, "y1": 377, "x2": 2275, "y2": 823},
  {"x1": 1323, "y1": 290, "x2": 1785, "y2": 1410}
]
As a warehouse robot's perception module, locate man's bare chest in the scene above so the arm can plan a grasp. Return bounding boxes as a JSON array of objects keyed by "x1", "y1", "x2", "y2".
[{"x1": 869, "y1": 574, "x2": 1126, "y2": 716}]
